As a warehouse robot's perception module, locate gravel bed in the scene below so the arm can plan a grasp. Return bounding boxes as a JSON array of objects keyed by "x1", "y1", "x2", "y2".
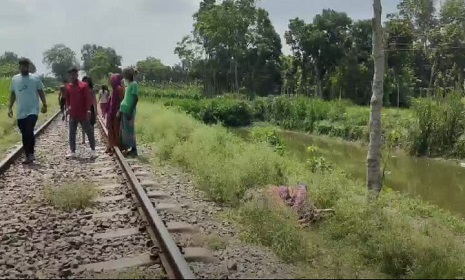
[
  {"x1": 89, "y1": 213, "x2": 143, "y2": 232},
  {"x1": 128, "y1": 145, "x2": 297, "y2": 279},
  {"x1": 91, "y1": 199, "x2": 136, "y2": 213},
  {"x1": 97, "y1": 186, "x2": 128, "y2": 197},
  {"x1": 0, "y1": 120, "x2": 163, "y2": 279}
]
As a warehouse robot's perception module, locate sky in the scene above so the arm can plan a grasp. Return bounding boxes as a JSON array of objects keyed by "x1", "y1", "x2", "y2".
[{"x1": 0, "y1": 0, "x2": 399, "y2": 76}]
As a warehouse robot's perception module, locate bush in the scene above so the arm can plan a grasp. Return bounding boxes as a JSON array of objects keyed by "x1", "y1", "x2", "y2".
[
  {"x1": 139, "y1": 84, "x2": 202, "y2": 100},
  {"x1": 165, "y1": 98, "x2": 254, "y2": 127},
  {"x1": 140, "y1": 85, "x2": 465, "y2": 160},
  {"x1": 407, "y1": 93, "x2": 465, "y2": 157},
  {"x1": 163, "y1": 94, "x2": 410, "y2": 147}
]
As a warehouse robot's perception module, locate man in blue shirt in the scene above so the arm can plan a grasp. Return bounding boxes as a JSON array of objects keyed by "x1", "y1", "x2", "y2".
[{"x1": 8, "y1": 58, "x2": 48, "y2": 164}]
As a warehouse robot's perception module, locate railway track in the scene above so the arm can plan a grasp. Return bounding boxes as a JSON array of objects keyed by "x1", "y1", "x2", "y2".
[{"x1": 0, "y1": 112, "x2": 215, "y2": 279}]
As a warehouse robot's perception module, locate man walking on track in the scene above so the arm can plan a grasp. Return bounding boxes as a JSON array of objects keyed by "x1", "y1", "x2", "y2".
[
  {"x1": 65, "y1": 67, "x2": 96, "y2": 159},
  {"x1": 8, "y1": 58, "x2": 48, "y2": 165}
]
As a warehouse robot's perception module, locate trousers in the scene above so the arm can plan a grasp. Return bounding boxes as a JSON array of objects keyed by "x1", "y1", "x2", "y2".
[
  {"x1": 69, "y1": 118, "x2": 95, "y2": 152},
  {"x1": 17, "y1": 114, "x2": 38, "y2": 157}
]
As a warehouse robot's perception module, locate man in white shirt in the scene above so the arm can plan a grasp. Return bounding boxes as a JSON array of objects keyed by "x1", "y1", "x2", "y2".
[{"x1": 8, "y1": 58, "x2": 48, "y2": 164}]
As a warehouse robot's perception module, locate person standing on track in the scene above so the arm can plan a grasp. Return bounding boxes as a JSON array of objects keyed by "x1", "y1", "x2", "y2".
[
  {"x1": 118, "y1": 67, "x2": 139, "y2": 157},
  {"x1": 106, "y1": 73, "x2": 125, "y2": 156},
  {"x1": 98, "y1": 85, "x2": 110, "y2": 120},
  {"x1": 81, "y1": 76, "x2": 97, "y2": 145},
  {"x1": 58, "y1": 85, "x2": 67, "y2": 121},
  {"x1": 65, "y1": 67, "x2": 96, "y2": 159},
  {"x1": 8, "y1": 58, "x2": 48, "y2": 164}
]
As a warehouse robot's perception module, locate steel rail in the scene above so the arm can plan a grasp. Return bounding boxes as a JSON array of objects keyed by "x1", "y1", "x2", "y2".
[
  {"x1": 0, "y1": 111, "x2": 60, "y2": 174},
  {"x1": 96, "y1": 115, "x2": 195, "y2": 279}
]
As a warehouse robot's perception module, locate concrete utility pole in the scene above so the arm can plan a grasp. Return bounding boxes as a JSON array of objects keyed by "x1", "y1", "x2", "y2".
[{"x1": 366, "y1": 0, "x2": 385, "y2": 200}]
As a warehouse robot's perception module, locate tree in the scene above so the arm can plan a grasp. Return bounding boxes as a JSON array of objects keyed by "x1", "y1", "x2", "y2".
[
  {"x1": 0, "y1": 52, "x2": 37, "y2": 76},
  {"x1": 384, "y1": 16, "x2": 416, "y2": 106},
  {"x1": 367, "y1": 0, "x2": 385, "y2": 199},
  {"x1": 43, "y1": 44, "x2": 78, "y2": 81},
  {"x1": 435, "y1": 0, "x2": 465, "y2": 91},
  {"x1": 81, "y1": 44, "x2": 101, "y2": 74},
  {"x1": 174, "y1": 35, "x2": 205, "y2": 82},
  {"x1": 0, "y1": 52, "x2": 19, "y2": 77},
  {"x1": 179, "y1": 0, "x2": 282, "y2": 96},
  {"x1": 285, "y1": 10, "x2": 353, "y2": 98},
  {"x1": 81, "y1": 44, "x2": 122, "y2": 79},
  {"x1": 174, "y1": 35, "x2": 202, "y2": 74},
  {"x1": 395, "y1": 0, "x2": 438, "y2": 94},
  {"x1": 244, "y1": 8, "x2": 282, "y2": 94},
  {"x1": 136, "y1": 57, "x2": 171, "y2": 82},
  {"x1": 173, "y1": 0, "x2": 465, "y2": 102}
]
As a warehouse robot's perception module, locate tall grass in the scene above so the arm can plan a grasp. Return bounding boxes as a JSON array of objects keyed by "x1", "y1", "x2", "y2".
[
  {"x1": 164, "y1": 95, "x2": 413, "y2": 145},
  {"x1": 161, "y1": 91, "x2": 465, "y2": 159},
  {"x1": 408, "y1": 93, "x2": 465, "y2": 158},
  {"x1": 136, "y1": 102, "x2": 465, "y2": 278},
  {"x1": 0, "y1": 78, "x2": 11, "y2": 106},
  {"x1": 139, "y1": 84, "x2": 202, "y2": 100},
  {"x1": 44, "y1": 181, "x2": 99, "y2": 211}
]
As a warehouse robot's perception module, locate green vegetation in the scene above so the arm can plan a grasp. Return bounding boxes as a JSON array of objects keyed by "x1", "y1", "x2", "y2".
[
  {"x1": 139, "y1": 84, "x2": 202, "y2": 100},
  {"x1": 4, "y1": 0, "x2": 465, "y2": 277},
  {"x1": 0, "y1": 51, "x2": 37, "y2": 77},
  {"x1": 159, "y1": 91, "x2": 465, "y2": 159},
  {"x1": 44, "y1": 181, "x2": 99, "y2": 211},
  {"x1": 0, "y1": 92, "x2": 59, "y2": 156},
  {"x1": 136, "y1": 101, "x2": 465, "y2": 278},
  {"x1": 168, "y1": 0, "x2": 465, "y2": 109},
  {"x1": 164, "y1": 97, "x2": 254, "y2": 127},
  {"x1": 249, "y1": 126, "x2": 285, "y2": 155},
  {"x1": 81, "y1": 44, "x2": 122, "y2": 81},
  {"x1": 0, "y1": 78, "x2": 11, "y2": 106}
]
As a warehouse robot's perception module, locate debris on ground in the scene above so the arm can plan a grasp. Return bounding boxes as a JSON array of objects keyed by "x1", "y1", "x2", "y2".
[{"x1": 265, "y1": 184, "x2": 334, "y2": 226}]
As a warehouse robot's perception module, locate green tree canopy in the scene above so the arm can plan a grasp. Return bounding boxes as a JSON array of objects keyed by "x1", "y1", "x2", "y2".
[
  {"x1": 81, "y1": 44, "x2": 122, "y2": 80},
  {"x1": 42, "y1": 44, "x2": 78, "y2": 82}
]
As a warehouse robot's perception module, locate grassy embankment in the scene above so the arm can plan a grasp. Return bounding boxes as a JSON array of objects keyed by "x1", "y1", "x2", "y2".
[
  {"x1": 140, "y1": 85, "x2": 465, "y2": 160},
  {"x1": 0, "y1": 78, "x2": 59, "y2": 156},
  {"x1": 135, "y1": 99, "x2": 465, "y2": 278}
]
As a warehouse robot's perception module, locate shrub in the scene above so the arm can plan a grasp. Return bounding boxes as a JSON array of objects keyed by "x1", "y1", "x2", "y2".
[
  {"x1": 44, "y1": 181, "x2": 99, "y2": 211},
  {"x1": 164, "y1": 98, "x2": 254, "y2": 127},
  {"x1": 407, "y1": 93, "x2": 465, "y2": 157},
  {"x1": 139, "y1": 84, "x2": 202, "y2": 100},
  {"x1": 249, "y1": 126, "x2": 285, "y2": 155}
]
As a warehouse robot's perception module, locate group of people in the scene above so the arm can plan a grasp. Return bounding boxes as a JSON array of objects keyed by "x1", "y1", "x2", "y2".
[
  {"x1": 105, "y1": 71, "x2": 139, "y2": 157},
  {"x1": 8, "y1": 58, "x2": 139, "y2": 164}
]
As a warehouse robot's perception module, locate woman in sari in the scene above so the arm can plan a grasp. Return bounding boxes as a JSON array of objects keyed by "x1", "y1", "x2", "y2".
[
  {"x1": 118, "y1": 67, "x2": 139, "y2": 157},
  {"x1": 106, "y1": 73, "x2": 125, "y2": 155}
]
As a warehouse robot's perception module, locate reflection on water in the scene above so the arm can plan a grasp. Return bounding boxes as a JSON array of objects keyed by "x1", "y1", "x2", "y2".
[{"x1": 235, "y1": 128, "x2": 465, "y2": 217}]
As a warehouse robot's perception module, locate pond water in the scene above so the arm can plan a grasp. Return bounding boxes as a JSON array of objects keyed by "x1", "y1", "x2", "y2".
[{"x1": 236, "y1": 128, "x2": 465, "y2": 217}]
